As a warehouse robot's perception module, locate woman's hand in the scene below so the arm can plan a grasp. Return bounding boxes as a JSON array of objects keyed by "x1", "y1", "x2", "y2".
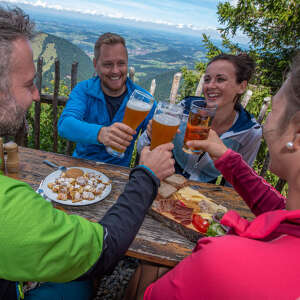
[{"x1": 186, "y1": 129, "x2": 228, "y2": 161}]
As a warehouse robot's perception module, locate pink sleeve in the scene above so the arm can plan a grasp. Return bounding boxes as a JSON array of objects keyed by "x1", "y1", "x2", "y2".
[{"x1": 214, "y1": 149, "x2": 286, "y2": 216}]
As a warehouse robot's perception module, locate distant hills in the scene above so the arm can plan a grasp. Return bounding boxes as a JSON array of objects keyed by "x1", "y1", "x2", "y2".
[
  {"x1": 31, "y1": 32, "x2": 187, "y2": 100},
  {"x1": 32, "y1": 33, "x2": 95, "y2": 88}
]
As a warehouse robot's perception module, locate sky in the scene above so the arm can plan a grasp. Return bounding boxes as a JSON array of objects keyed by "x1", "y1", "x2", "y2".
[{"x1": 1, "y1": 0, "x2": 234, "y2": 31}]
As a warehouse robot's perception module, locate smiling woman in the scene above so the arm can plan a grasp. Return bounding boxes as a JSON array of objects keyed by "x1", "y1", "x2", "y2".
[{"x1": 138, "y1": 53, "x2": 262, "y2": 185}]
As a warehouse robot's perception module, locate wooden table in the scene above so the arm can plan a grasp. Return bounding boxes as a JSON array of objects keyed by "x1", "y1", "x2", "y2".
[{"x1": 7, "y1": 147, "x2": 253, "y2": 267}]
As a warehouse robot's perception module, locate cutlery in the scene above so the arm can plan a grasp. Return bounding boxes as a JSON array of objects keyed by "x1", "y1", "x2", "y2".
[{"x1": 43, "y1": 160, "x2": 67, "y2": 172}]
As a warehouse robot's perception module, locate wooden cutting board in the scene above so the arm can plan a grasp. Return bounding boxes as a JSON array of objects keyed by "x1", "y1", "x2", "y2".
[
  {"x1": 149, "y1": 182, "x2": 254, "y2": 243},
  {"x1": 149, "y1": 206, "x2": 204, "y2": 243}
]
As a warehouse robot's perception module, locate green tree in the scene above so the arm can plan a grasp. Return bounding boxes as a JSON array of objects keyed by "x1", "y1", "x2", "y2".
[
  {"x1": 217, "y1": 0, "x2": 300, "y2": 91},
  {"x1": 178, "y1": 0, "x2": 299, "y2": 193}
]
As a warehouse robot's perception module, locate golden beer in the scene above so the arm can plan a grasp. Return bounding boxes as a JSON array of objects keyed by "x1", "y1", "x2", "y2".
[
  {"x1": 182, "y1": 100, "x2": 217, "y2": 154},
  {"x1": 106, "y1": 89, "x2": 154, "y2": 158},
  {"x1": 151, "y1": 114, "x2": 180, "y2": 150},
  {"x1": 123, "y1": 100, "x2": 152, "y2": 130},
  {"x1": 110, "y1": 100, "x2": 152, "y2": 153}
]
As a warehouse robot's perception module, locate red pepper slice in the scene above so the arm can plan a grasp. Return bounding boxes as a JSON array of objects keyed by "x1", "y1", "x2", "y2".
[{"x1": 192, "y1": 214, "x2": 210, "y2": 234}]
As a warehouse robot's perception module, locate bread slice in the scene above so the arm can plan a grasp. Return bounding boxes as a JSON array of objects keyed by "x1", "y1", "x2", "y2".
[
  {"x1": 158, "y1": 182, "x2": 178, "y2": 199},
  {"x1": 164, "y1": 174, "x2": 187, "y2": 188}
]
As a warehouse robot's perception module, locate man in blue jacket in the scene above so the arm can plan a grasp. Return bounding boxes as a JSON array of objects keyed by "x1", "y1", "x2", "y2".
[{"x1": 58, "y1": 32, "x2": 156, "y2": 167}]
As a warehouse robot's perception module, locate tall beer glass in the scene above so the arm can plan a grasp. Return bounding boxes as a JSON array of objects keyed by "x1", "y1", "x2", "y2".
[
  {"x1": 106, "y1": 90, "x2": 154, "y2": 158},
  {"x1": 150, "y1": 101, "x2": 183, "y2": 150},
  {"x1": 182, "y1": 99, "x2": 217, "y2": 154}
]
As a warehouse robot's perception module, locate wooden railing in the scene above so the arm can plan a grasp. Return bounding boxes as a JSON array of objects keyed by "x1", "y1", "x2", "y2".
[{"x1": 11, "y1": 57, "x2": 286, "y2": 191}]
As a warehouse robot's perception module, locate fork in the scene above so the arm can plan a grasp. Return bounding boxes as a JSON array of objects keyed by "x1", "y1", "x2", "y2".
[{"x1": 43, "y1": 160, "x2": 67, "y2": 172}]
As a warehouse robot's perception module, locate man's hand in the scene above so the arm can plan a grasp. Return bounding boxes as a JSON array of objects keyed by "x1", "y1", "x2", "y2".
[
  {"x1": 98, "y1": 123, "x2": 136, "y2": 151},
  {"x1": 186, "y1": 129, "x2": 228, "y2": 161},
  {"x1": 139, "y1": 143, "x2": 175, "y2": 181}
]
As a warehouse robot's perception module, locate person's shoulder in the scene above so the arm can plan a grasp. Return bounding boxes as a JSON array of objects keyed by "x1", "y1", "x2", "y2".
[
  {"x1": 0, "y1": 175, "x2": 31, "y2": 194},
  {"x1": 76, "y1": 76, "x2": 99, "y2": 90}
]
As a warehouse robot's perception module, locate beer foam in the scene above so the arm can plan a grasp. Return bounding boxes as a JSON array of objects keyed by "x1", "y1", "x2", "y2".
[
  {"x1": 127, "y1": 100, "x2": 152, "y2": 111},
  {"x1": 154, "y1": 113, "x2": 180, "y2": 126}
]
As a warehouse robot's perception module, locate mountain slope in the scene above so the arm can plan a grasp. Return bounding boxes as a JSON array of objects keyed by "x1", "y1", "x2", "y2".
[{"x1": 32, "y1": 32, "x2": 94, "y2": 87}]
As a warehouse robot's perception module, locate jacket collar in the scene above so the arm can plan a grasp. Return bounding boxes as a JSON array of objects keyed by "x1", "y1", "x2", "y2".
[
  {"x1": 230, "y1": 105, "x2": 257, "y2": 133},
  {"x1": 221, "y1": 209, "x2": 300, "y2": 240},
  {"x1": 221, "y1": 106, "x2": 261, "y2": 139},
  {"x1": 85, "y1": 76, "x2": 136, "y2": 100}
]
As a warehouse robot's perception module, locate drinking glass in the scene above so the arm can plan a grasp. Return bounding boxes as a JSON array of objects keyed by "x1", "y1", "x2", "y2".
[
  {"x1": 182, "y1": 99, "x2": 217, "y2": 154},
  {"x1": 150, "y1": 101, "x2": 183, "y2": 150},
  {"x1": 106, "y1": 89, "x2": 154, "y2": 158}
]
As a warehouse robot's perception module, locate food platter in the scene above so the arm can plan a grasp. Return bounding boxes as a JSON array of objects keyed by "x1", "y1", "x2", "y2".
[
  {"x1": 150, "y1": 181, "x2": 228, "y2": 242},
  {"x1": 40, "y1": 167, "x2": 112, "y2": 206}
]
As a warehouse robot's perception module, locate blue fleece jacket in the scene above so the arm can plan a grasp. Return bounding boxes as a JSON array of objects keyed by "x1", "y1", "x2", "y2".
[{"x1": 58, "y1": 76, "x2": 156, "y2": 167}]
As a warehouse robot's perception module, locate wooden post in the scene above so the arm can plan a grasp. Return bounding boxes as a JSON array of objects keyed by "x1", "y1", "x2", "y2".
[
  {"x1": 34, "y1": 57, "x2": 43, "y2": 149},
  {"x1": 149, "y1": 79, "x2": 156, "y2": 96},
  {"x1": 52, "y1": 59, "x2": 60, "y2": 153},
  {"x1": 66, "y1": 62, "x2": 78, "y2": 156},
  {"x1": 169, "y1": 72, "x2": 182, "y2": 104},
  {"x1": 71, "y1": 62, "x2": 78, "y2": 90},
  {"x1": 241, "y1": 90, "x2": 253, "y2": 108},
  {"x1": 195, "y1": 74, "x2": 205, "y2": 97},
  {"x1": 257, "y1": 96, "x2": 271, "y2": 124},
  {"x1": 129, "y1": 67, "x2": 135, "y2": 82}
]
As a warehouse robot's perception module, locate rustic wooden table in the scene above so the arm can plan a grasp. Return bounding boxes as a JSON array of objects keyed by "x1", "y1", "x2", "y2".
[{"x1": 7, "y1": 147, "x2": 254, "y2": 267}]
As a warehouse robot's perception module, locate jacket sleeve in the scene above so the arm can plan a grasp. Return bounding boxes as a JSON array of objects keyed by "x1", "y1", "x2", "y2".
[
  {"x1": 0, "y1": 176, "x2": 104, "y2": 283},
  {"x1": 214, "y1": 149, "x2": 286, "y2": 216},
  {"x1": 137, "y1": 130, "x2": 151, "y2": 154},
  {"x1": 82, "y1": 166, "x2": 159, "y2": 277},
  {"x1": 58, "y1": 82, "x2": 102, "y2": 145},
  {"x1": 238, "y1": 125, "x2": 262, "y2": 167}
]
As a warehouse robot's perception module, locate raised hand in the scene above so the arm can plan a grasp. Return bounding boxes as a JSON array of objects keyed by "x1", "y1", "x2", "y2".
[
  {"x1": 139, "y1": 143, "x2": 175, "y2": 180},
  {"x1": 186, "y1": 129, "x2": 228, "y2": 161},
  {"x1": 98, "y1": 122, "x2": 136, "y2": 152}
]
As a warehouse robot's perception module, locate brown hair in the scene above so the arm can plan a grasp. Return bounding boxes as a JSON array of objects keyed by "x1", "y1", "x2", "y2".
[
  {"x1": 0, "y1": 6, "x2": 35, "y2": 93},
  {"x1": 94, "y1": 32, "x2": 127, "y2": 62},
  {"x1": 207, "y1": 53, "x2": 255, "y2": 109}
]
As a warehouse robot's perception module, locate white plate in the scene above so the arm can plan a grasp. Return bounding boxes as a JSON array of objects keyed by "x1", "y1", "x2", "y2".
[{"x1": 40, "y1": 167, "x2": 112, "y2": 206}]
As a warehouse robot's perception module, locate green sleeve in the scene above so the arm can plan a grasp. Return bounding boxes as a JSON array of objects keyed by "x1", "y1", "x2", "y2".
[{"x1": 0, "y1": 175, "x2": 104, "y2": 282}]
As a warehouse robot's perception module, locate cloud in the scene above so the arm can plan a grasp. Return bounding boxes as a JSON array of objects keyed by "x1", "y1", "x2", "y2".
[{"x1": 4, "y1": 0, "x2": 218, "y2": 30}]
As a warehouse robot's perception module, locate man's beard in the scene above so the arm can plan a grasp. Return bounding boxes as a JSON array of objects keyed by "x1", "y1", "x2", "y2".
[{"x1": 0, "y1": 93, "x2": 26, "y2": 136}]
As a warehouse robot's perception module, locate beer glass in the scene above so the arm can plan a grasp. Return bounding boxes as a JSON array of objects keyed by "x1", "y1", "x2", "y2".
[
  {"x1": 106, "y1": 89, "x2": 154, "y2": 158},
  {"x1": 182, "y1": 99, "x2": 217, "y2": 154},
  {"x1": 150, "y1": 101, "x2": 183, "y2": 150}
]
